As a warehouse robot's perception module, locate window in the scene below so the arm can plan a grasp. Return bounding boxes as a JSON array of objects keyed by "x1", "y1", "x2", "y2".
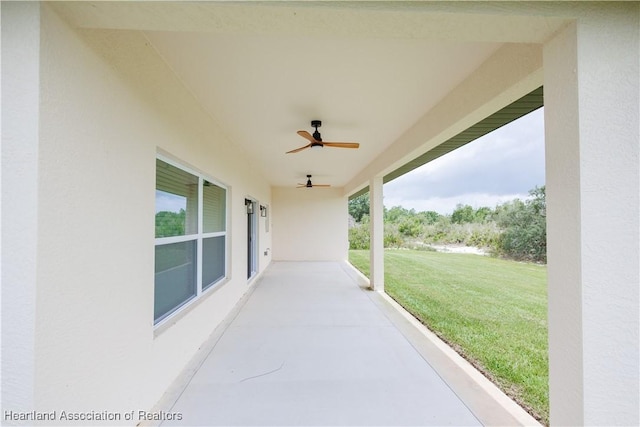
[{"x1": 155, "y1": 157, "x2": 227, "y2": 324}]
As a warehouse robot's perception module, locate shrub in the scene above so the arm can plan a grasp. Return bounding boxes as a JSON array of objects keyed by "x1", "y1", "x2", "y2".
[
  {"x1": 398, "y1": 217, "x2": 423, "y2": 237},
  {"x1": 348, "y1": 224, "x2": 370, "y2": 250},
  {"x1": 384, "y1": 223, "x2": 405, "y2": 248}
]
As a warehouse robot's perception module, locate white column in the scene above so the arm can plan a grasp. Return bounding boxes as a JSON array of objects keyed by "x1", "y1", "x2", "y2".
[
  {"x1": 1, "y1": 1, "x2": 41, "y2": 413},
  {"x1": 544, "y1": 5, "x2": 639, "y2": 425},
  {"x1": 369, "y1": 176, "x2": 384, "y2": 291}
]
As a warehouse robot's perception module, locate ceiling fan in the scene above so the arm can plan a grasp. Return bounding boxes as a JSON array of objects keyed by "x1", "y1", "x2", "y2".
[
  {"x1": 286, "y1": 120, "x2": 359, "y2": 154},
  {"x1": 297, "y1": 175, "x2": 330, "y2": 188}
]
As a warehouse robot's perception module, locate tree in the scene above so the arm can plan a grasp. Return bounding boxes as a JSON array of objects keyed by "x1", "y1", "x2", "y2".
[
  {"x1": 155, "y1": 209, "x2": 186, "y2": 237},
  {"x1": 348, "y1": 193, "x2": 370, "y2": 223},
  {"x1": 495, "y1": 186, "x2": 546, "y2": 263},
  {"x1": 385, "y1": 205, "x2": 414, "y2": 223},
  {"x1": 346, "y1": 185, "x2": 546, "y2": 263},
  {"x1": 451, "y1": 204, "x2": 475, "y2": 224},
  {"x1": 474, "y1": 206, "x2": 492, "y2": 223},
  {"x1": 418, "y1": 210, "x2": 441, "y2": 225}
]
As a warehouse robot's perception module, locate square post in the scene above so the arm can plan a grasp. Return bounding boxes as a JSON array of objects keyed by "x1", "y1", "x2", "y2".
[
  {"x1": 369, "y1": 176, "x2": 384, "y2": 291},
  {"x1": 544, "y1": 6, "x2": 639, "y2": 425}
]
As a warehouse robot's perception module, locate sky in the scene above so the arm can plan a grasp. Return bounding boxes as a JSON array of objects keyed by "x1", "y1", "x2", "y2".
[
  {"x1": 156, "y1": 190, "x2": 187, "y2": 213},
  {"x1": 383, "y1": 107, "x2": 545, "y2": 215}
]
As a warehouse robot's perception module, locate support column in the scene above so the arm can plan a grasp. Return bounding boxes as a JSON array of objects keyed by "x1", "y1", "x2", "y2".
[
  {"x1": 369, "y1": 176, "x2": 384, "y2": 291},
  {"x1": 1, "y1": 1, "x2": 41, "y2": 413},
  {"x1": 544, "y1": 5, "x2": 639, "y2": 425}
]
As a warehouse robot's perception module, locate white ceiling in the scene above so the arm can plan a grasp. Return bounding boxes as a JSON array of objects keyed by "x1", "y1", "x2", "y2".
[
  {"x1": 53, "y1": 1, "x2": 568, "y2": 190},
  {"x1": 145, "y1": 31, "x2": 500, "y2": 187}
]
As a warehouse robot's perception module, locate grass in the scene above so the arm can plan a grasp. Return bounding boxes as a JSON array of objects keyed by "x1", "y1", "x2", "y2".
[{"x1": 349, "y1": 249, "x2": 549, "y2": 425}]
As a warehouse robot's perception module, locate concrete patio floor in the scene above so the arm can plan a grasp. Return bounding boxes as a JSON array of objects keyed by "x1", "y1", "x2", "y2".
[{"x1": 153, "y1": 261, "x2": 540, "y2": 426}]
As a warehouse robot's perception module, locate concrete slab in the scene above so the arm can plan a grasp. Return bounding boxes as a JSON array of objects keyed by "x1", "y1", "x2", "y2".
[{"x1": 159, "y1": 261, "x2": 485, "y2": 426}]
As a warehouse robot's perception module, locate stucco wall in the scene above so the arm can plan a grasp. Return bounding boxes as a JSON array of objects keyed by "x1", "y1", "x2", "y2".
[
  {"x1": 272, "y1": 187, "x2": 348, "y2": 261},
  {"x1": 5, "y1": 4, "x2": 273, "y2": 418},
  {"x1": 1, "y1": 1, "x2": 40, "y2": 413}
]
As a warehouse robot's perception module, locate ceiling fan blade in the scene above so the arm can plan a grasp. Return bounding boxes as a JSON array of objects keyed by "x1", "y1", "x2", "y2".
[
  {"x1": 296, "y1": 184, "x2": 330, "y2": 188},
  {"x1": 297, "y1": 130, "x2": 319, "y2": 143},
  {"x1": 286, "y1": 143, "x2": 312, "y2": 154},
  {"x1": 322, "y1": 142, "x2": 359, "y2": 149}
]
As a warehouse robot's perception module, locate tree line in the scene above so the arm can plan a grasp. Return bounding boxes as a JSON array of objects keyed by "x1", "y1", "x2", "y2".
[
  {"x1": 156, "y1": 209, "x2": 186, "y2": 238},
  {"x1": 349, "y1": 186, "x2": 547, "y2": 263}
]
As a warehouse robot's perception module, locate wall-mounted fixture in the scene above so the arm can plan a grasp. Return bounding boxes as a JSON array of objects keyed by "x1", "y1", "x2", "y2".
[
  {"x1": 260, "y1": 205, "x2": 267, "y2": 217},
  {"x1": 245, "y1": 199, "x2": 253, "y2": 214}
]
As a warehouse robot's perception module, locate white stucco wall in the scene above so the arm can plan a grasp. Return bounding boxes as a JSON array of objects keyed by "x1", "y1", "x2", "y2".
[
  {"x1": 272, "y1": 187, "x2": 348, "y2": 261},
  {"x1": 1, "y1": 1, "x2": 40, "y2": 413},
  {"x1": 2, "y1": 3, "x2": 272, "y2": 420}
]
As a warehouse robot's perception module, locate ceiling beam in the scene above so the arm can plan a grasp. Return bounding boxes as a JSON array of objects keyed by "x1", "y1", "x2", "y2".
[{"x1": 51, "y1": 1, "x2": 567, "y2": 43}]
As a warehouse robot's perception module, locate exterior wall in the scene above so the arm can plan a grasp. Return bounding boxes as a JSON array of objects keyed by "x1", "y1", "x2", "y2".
[
  {"x1": 544, "y1": 5, "x2": 640, "y2": 425},
  {"x1": 272, "y1": 187, "x2": 348, "y2": 261},
  {"x1": 3, "y1": 4, "x2": 272, "y2": 419},
  {"x1": 1, "y1": 1, "x2": 41, "y2": 413}
]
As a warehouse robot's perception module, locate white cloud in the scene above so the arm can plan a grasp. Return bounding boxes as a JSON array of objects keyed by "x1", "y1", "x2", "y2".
[{"x1": 383, "y1": 108, "x2": 545, "y2": 214}]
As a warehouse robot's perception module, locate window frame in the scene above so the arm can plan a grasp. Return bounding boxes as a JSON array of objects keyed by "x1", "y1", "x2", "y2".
[{"x1": 154, "y1": 154, "x2": 229, "y2": 326}]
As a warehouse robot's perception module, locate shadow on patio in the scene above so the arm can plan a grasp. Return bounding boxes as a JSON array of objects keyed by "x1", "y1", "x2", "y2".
[{"x1": 150, "y1": 261, "x2": 539, "y2": 426}]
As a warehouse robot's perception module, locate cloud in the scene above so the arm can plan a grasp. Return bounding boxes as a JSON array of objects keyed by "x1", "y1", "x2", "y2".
[
  {"x1": 156, "y1": 190, "x2": 187, "y2": 213},
  {"x1": 383, "y1": 108, "x2": 545, "y2": 214}
]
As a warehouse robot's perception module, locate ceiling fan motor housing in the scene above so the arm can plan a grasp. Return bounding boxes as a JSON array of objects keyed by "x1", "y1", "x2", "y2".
[{"x1": 311, "y1": 120, "x2": 323, "y2": 142}]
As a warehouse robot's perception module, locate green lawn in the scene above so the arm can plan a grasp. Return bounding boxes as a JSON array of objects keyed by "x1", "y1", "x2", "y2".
[{"x1": 349, "y1": 249, "x2": 549, "y2": 424}]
